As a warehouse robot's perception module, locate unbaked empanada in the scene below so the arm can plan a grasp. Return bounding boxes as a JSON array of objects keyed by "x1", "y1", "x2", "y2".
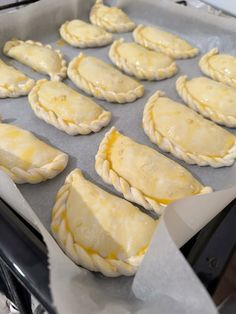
[
  {"x1": 51, "y1": 168, "x2": 156, "y2": 277},
  {"x1": 199, "y1": 48, "x2": 236, "y2": 88},
  {"x1": 109, "y1": 38, "x2": 178, "y2": 80},
  {"x1": 67, "y1": 53, "x2": 144, "y2": 103},
  {"x1": 133, "y1": 24, "x2": 199, "y2": 59},
  {"x1": 60, "y1": 19, "x2": 113, "y2": 48},
  {"x1": 0, "y1": 120, "x2": 68, "y2": 184},
  {"x1": 95, "y1": 127, "x2": 211, "y2": 213},
  {"x1": 143, "y1": 91, "x2": 236, "y2": 168},
  {"x1": 0, "y1": 59, "x2": 34, "y2": 98},
  {"x1": 3, "y1": 39, "x2": 67, "y2": 81},
  {"x1": 90, "y1": 0, "x2": 135, "y2": 33},
  {"x1": 28, "y1": 79, "x2": 111, "y2": 135},
  {"x1": 176, "y1": 76, "x2": 236, "y2": 128}
]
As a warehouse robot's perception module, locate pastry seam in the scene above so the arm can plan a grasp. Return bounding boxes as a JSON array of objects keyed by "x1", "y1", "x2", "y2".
[
  {"x1": 109, "y1": 38, "x2": 178, "y2": 80},
  {"x1": 89, "y1": 0, "x2": 135, "y2": 33},
  {"x1": 199, "y1": 48, "x2": 236, "y2": 88},
  {"x1": 67, "y1": 53, "x2": 144, "y2": 103},
  {"x1": 176, "y1": 75, "x2": 236, "y2": 128},
  {"x1": 51, "y1": 169, "x2": 143, "y2": 277},
  {"x1": 95, "y1": 127, "x2": 164, "y2": 213},
  {"x1": 28, "y1": 79, "x2": 112, "y2": 135},
  {"x1": 4, "y1": 39, "x2": 67, "y2": 81},
  {"x1": 0, "y1": 152, "x2": 68, "y2": 184},
  {"x1": 133, "y1": 24, "x2": 199, "y2": 59},
  {"x1": 142, "y1": 90, "x2": 236, "y2": 167}
]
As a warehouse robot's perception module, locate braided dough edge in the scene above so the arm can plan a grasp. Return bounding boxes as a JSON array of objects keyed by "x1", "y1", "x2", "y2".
[
  {"x1": 51, "y1": 168, "x2": 143, "y2": 277},
  {"x1": 95, "y1": 127, "x2": 211, "y2": 213},
  {"x1": 142, "y1": 90, "x2": 236, "y2": 168},
  {"x1": 59, "y1": 20, "x2": 113, "y2": 48},
  {"x1": 199, "y1": 48, "x2": 236, "y2": 88},
  {"x1": 133, "y1": 24, "x2": 199, "y2": 59},
  {"x1": 89, "y1": 0, "x2": 135, "y2": 33},
  {"x1": 67, "y1": 53, "x2": 144, "y2": 103},
  {"x1": 0, "y1": 115, "x2": 68, "y2": 184},
  {"x1": 28, "y1": 79, "x2": 112, "y2": 135},
  {"x1": 109, "y1": 38, "x2": 178, "y2": 81},
  {"x1": 176, "y1": 75, "x2": 236, "y2": 128},
  {"x1": 3, "y1": 39, "x2": 67, "y2": 81},
  {"x1": 0, "y1": 152, "x2": 68, "y2": 184}
]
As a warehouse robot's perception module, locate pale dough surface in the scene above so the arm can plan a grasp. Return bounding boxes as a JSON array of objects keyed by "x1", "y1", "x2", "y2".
[
  {"x1": 152, "y1": 97, "x2": 235, "y2": 158},
  {"x1": 0, "y1": 59, "x2": 34, "y2": 97}
]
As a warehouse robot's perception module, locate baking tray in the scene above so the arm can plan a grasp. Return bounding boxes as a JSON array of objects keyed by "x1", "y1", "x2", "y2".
[
  {"x1": 0, "y1": 0, "x2": 236, "y2": 232},
  {"x1": 1, "y1": 0, "x2": 236, "y2": 313}
]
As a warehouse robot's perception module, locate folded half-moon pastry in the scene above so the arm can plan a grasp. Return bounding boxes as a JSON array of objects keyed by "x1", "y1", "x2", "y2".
[
  {"x1": 143, "y1": 91, "x2": 236, "y2": 168},
  {"x1": 60, "y1": 19, "x2": 113, "y2": 48},
  {"x1": 199, "y1": 48, "x2": 236, "y2": 88},
  {"x1": 89, "y1": 0, "x2": 135, "y2": 33},
  {"x1": 95, "y1": 127, "x2": 211, "y2": 213},
  {"x1": 3, "y1": 39, "x2": 67, "y2": 81},
  {"x1": 133, "y1": 24, "x2": 198, "y2": 59},
  {"x1": 28, "y1": 79, "x2": 111, "y2": 135},
  {"x1": 176, "y1": 76, "x2": 236, "y2": 128},
  {"x1": 51, "y1": 168, "x2": 156, "y2": 277},
  {"x1": 109, "y1": 38, "x2": 178, "y2": 80},
  {"x1": 0, "y1": 120, "x2": 68, "y2": 183},
  {"x1": 0, "y1": 59, "x2": 34, "y2": 98},
  {"x1": 67, "y1": 53, "x2": 144, "y2": 103}
]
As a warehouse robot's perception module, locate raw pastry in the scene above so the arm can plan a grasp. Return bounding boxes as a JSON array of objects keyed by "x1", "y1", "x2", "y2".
[
  {"x1": 60, "y1": 19, "x2": 113, "y2": 48},
  {"x1": 28, "y1": 79, "x2": 111, "y2": 135},
  {"x1": 133, "y1": 24, "x2": 199, "y2": 59},
  {"x1": 143, "y1": 91, "x2": 236, "y2": 167},
  {"x1": 0, "y1": 59, "x2": 34, "y2": 98},
  {"x1": 0, "y1": 120, "x2": 68, "y2": 184},
  {"x1": 176, "y1": 75, "x2": 236, "y2": 128},
  {"x1": 199, "y1": 48, "x2": 236, "y2": 88},
  {"x1": 109, "y1": 38, "x2": 178, "y2": 80},
  {"x1": 67, "y1": 53, "x2": 144, "y2": 103},
  {"x1": 95, "y1": 127, "x2": 211, "y2": 213},
  {"x1": 51, "y1": 168, "x2": 156, "y2": 277},
  {"x1": 90, "y1": 0, "x2": 135, "y2": 33},
  {"x1": 3, "y1": 39, "x2": 67, "y2": 81}
]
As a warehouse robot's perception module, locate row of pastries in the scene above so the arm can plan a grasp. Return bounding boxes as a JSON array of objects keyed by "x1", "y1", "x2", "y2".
[{"x1": 1, "y1": 0, "x2": 236, "y2": 277}]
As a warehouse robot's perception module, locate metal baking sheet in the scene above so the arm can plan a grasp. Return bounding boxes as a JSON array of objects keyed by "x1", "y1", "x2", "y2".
[{"x1": 0, "y1": 1, "x2": 236, "y2": 313}]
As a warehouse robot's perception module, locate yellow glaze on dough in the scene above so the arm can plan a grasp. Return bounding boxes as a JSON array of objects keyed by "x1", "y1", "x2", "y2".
[
  {"x1": 109, "y1": 39, "x2": 178, "y2": 80},
  {"x1": 0, "y1": 59, "x2": 34, "y2": 97},
  {"x1": 60, "y1": 19, "x2": 113, "y2": 48},
  {"x1": 28, "y1": 80, "x2": 111, "y2": 135},
  {"x1": 176, "y1": 76, "x2": 236, "y2": 127},
  {"x1": 95, "y1": 127, "x2": 211, "y2": 213},
  {"x1": 210, "y1": 54, "x2": 236, "y2": 78},
  {"x1": 80, "y1": 56, "x2": 138, "y2": 93},
  {"x1": 143, "y1": 91, "x2": 236, "y2": 168},
  {"x1": 67, "y1": 53, "x2": 144, "y2": 103},
  {"x1": 51, "y1": 168, "x2": 156, "y2": 276},
  {"x1": 133, "y1": 25, "x2": 198, "y2": 59},
  {"x1": 107, "y1": 130, "x2": 202, "y2": 201},
  {"x1": 0, "y1": 122, "x2": 68, "y2": 183},
  {"x1": 90, "y1": 0, "x2": 135, "y2": 33},
  {"x1": 199, "y1": 48, "x2": 236, "y2": 88},
  {"x1": 3, "y1": 40, "x2": 67, "y2": 81},
  {"x1": 152, "y1": 97, "x2": 234, "y2": 157},
  {"x1": 40, "y1": 81, "x2": 103, "y2": 122}
]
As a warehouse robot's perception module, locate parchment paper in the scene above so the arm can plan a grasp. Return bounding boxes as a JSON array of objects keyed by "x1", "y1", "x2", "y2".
[{"x1": 0, "y1": 0, "x2": 236, "y2": 313}]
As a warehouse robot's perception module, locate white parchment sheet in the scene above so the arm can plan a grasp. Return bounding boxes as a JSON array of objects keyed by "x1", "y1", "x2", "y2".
[{"x1": 0, "y1": 0, "x2": 236, "y2": 313}]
